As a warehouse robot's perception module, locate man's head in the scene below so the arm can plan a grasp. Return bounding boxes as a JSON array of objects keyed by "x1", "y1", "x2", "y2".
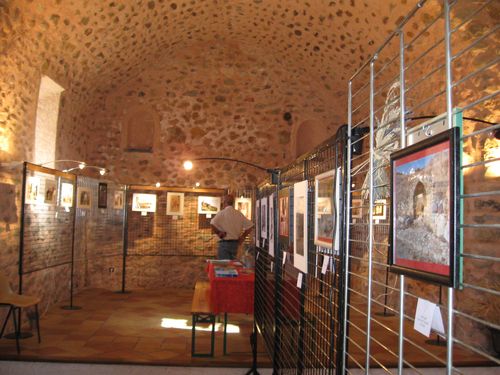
[{"x1": 224, "y1": 194, "x2": 235, "y2": 207}]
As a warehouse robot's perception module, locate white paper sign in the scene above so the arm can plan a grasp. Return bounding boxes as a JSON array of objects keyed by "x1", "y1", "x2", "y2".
[
  {"x1": 297, "y1": 273, "x2": 303, "y2": 288},
  {"x1": 283, "y1": 252, "x2": 287, "y2": 265},
  {"x1": 141, "y1": 211, "x2": 147, "y2": 216},
  {"x1": 322, "y1": 255, "x2": 330, "y2": 274},
  {"x1": 414, "y1": 298, "x2": 445, "y2": 337},
  {"x1": 270, "y1": 261, "x2": 274, "y2": 272}
]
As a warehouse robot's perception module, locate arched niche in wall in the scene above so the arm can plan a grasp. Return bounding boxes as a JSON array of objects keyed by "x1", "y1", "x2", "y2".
[
  {"x1": 291, "y1": 119, "x2": 331, "y2": 159},
  {"x1": 122, "y1": 105, "x2": 159, "y2": 153}
]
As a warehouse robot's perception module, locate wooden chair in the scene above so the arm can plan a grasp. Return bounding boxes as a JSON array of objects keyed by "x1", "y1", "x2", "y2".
[{"x1": 0, "y1": 273, "x2": 41, "y2": 354}]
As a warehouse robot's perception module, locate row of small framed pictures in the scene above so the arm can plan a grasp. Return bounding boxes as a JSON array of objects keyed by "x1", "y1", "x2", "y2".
[
  {"x1": 132, "y1": 193, "x2": 221, "y2": 215},
  {"x1": 25, "y1": 176, "x2": 116, "y2": 210}
]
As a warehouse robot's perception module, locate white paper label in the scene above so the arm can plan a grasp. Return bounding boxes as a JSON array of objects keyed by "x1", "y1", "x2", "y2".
[
  {"x1": 414, "y1": 298, "x2": 443, "y2": 337},
  {"x1": 172, "y1": 215, "x2": 178, "y2": 220},
  {"x1": 206, "y1": 214, "x2": 212, "y2": 218},
  {"x1": 297, "y1": 273, "x2": 303, "y2": 288},
  {"x1": 282, "y1": 252, "x2": 287, "y2": 265},
  {"x1": 322, "y1": 255, "x2": 330, "y2": 274},
  {"x1": 141, "y1": 211, "x2": 147, "y2": 216}
]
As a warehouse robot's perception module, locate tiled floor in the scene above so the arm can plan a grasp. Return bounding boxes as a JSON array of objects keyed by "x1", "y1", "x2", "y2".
[{"x1": 0, "y1": 288, "x2": 272, "y2": 368}]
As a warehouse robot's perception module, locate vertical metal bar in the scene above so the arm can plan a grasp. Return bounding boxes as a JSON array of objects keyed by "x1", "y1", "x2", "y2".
[
  {"x1": 341, "y1": 82, "x2": 353, "y2": 374},
  {"x1": 365, "y1": 59, "x2": 376, "y2": 374},
  {"x1": 18, "y1": 162, "x2": 28, "y2": 295},
  {"x1": 444, "y1": 1, "x2": 454, "y2": 373},
  {"x1": 398, "y1": 30, "x2": 407, "y2": 375},
  {"x1": 120, "y1": 185, "x2": 129, "y2": 293}
]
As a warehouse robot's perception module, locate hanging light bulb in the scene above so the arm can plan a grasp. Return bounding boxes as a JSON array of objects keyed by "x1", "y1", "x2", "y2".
[
  {"x1": 183, "y1": 160, "x2": 194, "y2": 170},
  {"x1": 78, "y1": 162, "x2": 86, "y2": 169},
  {"x1": 99, "y1": 168, "x2": 106, "y2": 176},
  {"x1": 156, "y1": 182, "x2": 161, "y2": 188},
  {"x1": 195, "y1": 182, "x2": 200, "y2": 187}
]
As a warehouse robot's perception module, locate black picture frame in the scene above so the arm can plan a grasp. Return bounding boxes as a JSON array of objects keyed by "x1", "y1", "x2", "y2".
[
  {"x1": 389, "y1": 127, "x2": 461, "y2": 287},
  {"x1": 98, "y1": 183, "x2": 108, "y2": 209}
]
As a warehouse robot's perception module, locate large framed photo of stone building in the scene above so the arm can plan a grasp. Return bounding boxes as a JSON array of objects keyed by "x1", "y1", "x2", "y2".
[{"x1": 389, "y1": 127, "x2": 461, "y2": 287}]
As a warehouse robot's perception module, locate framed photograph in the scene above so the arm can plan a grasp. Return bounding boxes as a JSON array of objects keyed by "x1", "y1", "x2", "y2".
[
  {"x1": 260, "y1": 197, "x2": 268, "y2": 240},
  {"x1": 197, "y1": 196, "x2": 221, "y2": 215},
  {"x1": 167, "y1": 192, "x2": 184, "y2": 216},
  {"x1": 278, "y1": 188, "x2": 289, "y2": 238},
  {"x1": 44, "y1": 179, "x2": 57, "y2": 205},
  {"x1": 390, "y1": 127, "x2": 460, "y2": 287},
  {"x1": 269, "y1": 193, "x2": 275, "y2": 257},
  {"x1": 352, "y1": 198, "x2": 363, "y2": 219},
  {"x1": 60, "y1": 182, "x2": 74, "y2": 208},
  {"x1": 235, "y1": 197, "x2": 252, "y2": 220},
  {"x1": 255, "y1": 199, "x2": 260, "y2": 245},
  {"x1": 98, "y1": 183, "x2": 107, "y2": 208},
  {"x1": 77, "y1": 187, "x2": 92, "y2": 209},
  {"x1": 314, "y1": 168, "x2": 341, "y2": 250},
  {"x1": 25, "y1": 176, "x2": 41, "y2": 204},
  {"x1": 114, "y1": 190, "x2": 124, "y2": 210},
  {"x1": 373, "y1": 199, "x2": 387, "y2": 220},
  {"x1": 132, "y1": 193, "x2": 157, "y2": 212},
  {"x1": 293, "y1": 180, "x2": 308, "y2": 274}
]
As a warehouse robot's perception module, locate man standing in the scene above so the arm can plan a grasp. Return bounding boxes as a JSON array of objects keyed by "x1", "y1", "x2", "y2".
[{"x1": 210, "y1": 194, "x2": 254, "y2": 260}]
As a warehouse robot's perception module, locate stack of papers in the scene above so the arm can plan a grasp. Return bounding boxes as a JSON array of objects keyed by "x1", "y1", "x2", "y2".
[{"x1": 214, "y1": 267, "x2": 239, "y2": 278}]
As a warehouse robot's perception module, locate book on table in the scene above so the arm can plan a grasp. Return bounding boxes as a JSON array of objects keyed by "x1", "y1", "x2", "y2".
[{"x1": 214, "y1": 267, "x2": 239, "y2": 278}]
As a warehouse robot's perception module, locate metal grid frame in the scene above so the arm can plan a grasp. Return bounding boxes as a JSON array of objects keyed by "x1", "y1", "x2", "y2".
[
  {"x1": 255, "y1": 127, "x2": 348, "y2": 374},
  {"x1": 345, "y1": 0, "x2": 499, "y2": 374}
]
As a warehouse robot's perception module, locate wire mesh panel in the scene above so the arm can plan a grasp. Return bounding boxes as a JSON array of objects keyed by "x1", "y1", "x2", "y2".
[
  {"x1": 73, "y1": 176, "x2": 125, "y2": 291},
  {"x1": 346, "y1": 0, "x2": 499, "y2": 373},
  {"x1": 21, "y1": 163, "x2": 75, "y2": 313},
  {"x1": 255, "y1": 129, "x2": 348, "y2": 374}
]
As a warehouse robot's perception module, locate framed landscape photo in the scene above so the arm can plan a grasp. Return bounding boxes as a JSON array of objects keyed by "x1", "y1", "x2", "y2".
[
  {"x1": 278, "y1": 188, "x2": 289, "y2": 238},
  {"x1": 60, "y1": 182, "x2": 74, "y2": 208},
  {"x1": 293, "y1": 180, "x2": 308, "y2": 274},
  {"x1": 167, "y1": 192, "x2": 184, "y2": 216},
  {"x1": 132, "y1": 193, "x2": 157, "y2": 212},
  {"x1": 260, "y1": 197, "x2": 268, "y2": 240},
  {"x1": 314, "y1": 168, "x2": 341, "y2": 250},
  {"x1": 98, "y1": 183, "x2": 108, "y2": 208},
  {"x1": 389, "y1": 127, "x2": 460, "y2": 287},
  {"x1": 373, "y1": 199, "x2": 387, "y2": 220},
  {"x1": 77, "y1": 187, "x2": 92, "y2": 209},
  {"x1": 197, "y1": 196, "x2": 221, "y2": 215},
  {"x1": 235, "y1": 197, "x2": 252, "y2": 220},
  {"x1": 352, "y1": 198, "x2": 363, "y2": 219},
  {"x1": 44, "y1": 179, "x2": 57, "y2": 205},
  {"x1": 114, "y1": 190, "x2": 124, "y2": 210},
  {"x1": 25, "y1": 176, "x2": 40, "y2": 204}
]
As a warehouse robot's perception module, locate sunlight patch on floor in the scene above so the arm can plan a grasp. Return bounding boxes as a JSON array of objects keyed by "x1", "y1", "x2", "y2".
[{"x1": 161, "y1": 318, "x2": 240, "y2": 333}]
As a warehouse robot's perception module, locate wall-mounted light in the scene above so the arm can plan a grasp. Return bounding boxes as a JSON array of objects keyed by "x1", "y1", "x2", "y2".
[
  {"x1": 38, "y1": 159, "x2": 108, "y2": 176},
  {"x1": 155, "y1": 182, "x2": 161, "y2": 188}
]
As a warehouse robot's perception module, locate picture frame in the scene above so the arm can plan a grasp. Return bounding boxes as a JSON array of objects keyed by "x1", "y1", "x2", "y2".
[
  {"x1": 132, "y1": 193, "x2": 157, "y2": 212},
  {"x1": 197, "y1": 196, "x2": 221, "y2": 215},
  {"x1": 269, "y1": 193, "x2": 275, "y2": 257},
  {"x1": 25, "y1": 176, "x2": 41, "y2": 204},
  {"x1": 98, "y1": 183, "x2": 108, "y2": 209},
  {"x1": 77, "y1": 187, "x2": 92, "y2": 209},
  {"x1": 373, "y1": 199, "x2": 387, "y2": 221},
  {"x1": 389, "y1": 127, "x2": 460, "y2": 287},
  {"x1": 255, "y1": 199, "x2": 260, "y2": 245},
  {"x1": 278, "y1": 188, "x2": 289, "y2": 239},
  {"x1": 293, "y1": 180, "x2": 308, "y2": 274},
  {"x1": 314, "y1": 168, "x2": 341, "y2": 250},
  {"x1": 166, "y1": 192, "x2": 184, "y2": 216},
  {"x1": 44, "y1": 179, "x2": 57, "y2": 205},
  {"x1": 260, "y1": 197, "x2": 268, "y2": 240},
  {"x1": 60, "y1": 182, "x2": 74, "y2": 208},
  {"x1": 352, "y1": 198, "x2": 363, "y2": 219},
  {"x1": 235, "y1": 197, "x2": 252, "y2": 220},
  {"x1": 114, "y1": 190, "x2": 124, "y2": 210}
]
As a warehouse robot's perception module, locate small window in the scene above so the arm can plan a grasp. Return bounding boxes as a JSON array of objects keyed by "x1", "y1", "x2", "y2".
[{"x1": 34, "y1": 76, "x2": 64, "y2": 167}]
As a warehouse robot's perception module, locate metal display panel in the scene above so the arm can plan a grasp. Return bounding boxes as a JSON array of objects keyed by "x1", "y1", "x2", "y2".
[
  {"x1": 345, "y1": 1, "x2": 499, "y2": 374},
  {"x1": 126, "y1": 186, "x2": 224, "y2": 257},
  {"x1": 254, "y1": 129, "x2": 348, "y2": 374}
]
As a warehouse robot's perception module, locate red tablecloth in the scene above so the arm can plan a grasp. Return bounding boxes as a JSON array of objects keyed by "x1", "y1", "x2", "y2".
[{"x1": 207, "y1": 262, "x2": 254, "y2": 314}]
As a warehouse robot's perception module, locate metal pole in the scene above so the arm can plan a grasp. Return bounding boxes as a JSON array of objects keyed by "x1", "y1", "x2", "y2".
[
  {"x1": 444, "y1": 1, "x2": 455, "y2": 373},
  {"x1": 364, "y1": 59, "x2": 376, "y2": 374},
  {"x1": 398, "y1": 29, "x2": 407, "y2": 375},
  {"x1": 117, "y1": 185, "x2": 130, "y2": 294},
  {"x1": 62, "y1": 176, "x2": 81, "y2": 310}
]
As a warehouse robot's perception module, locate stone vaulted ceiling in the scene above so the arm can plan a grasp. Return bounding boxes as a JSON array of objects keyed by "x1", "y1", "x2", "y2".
[{"x1": 1, "y1": 0, "x2": 418, "y2": 189}]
